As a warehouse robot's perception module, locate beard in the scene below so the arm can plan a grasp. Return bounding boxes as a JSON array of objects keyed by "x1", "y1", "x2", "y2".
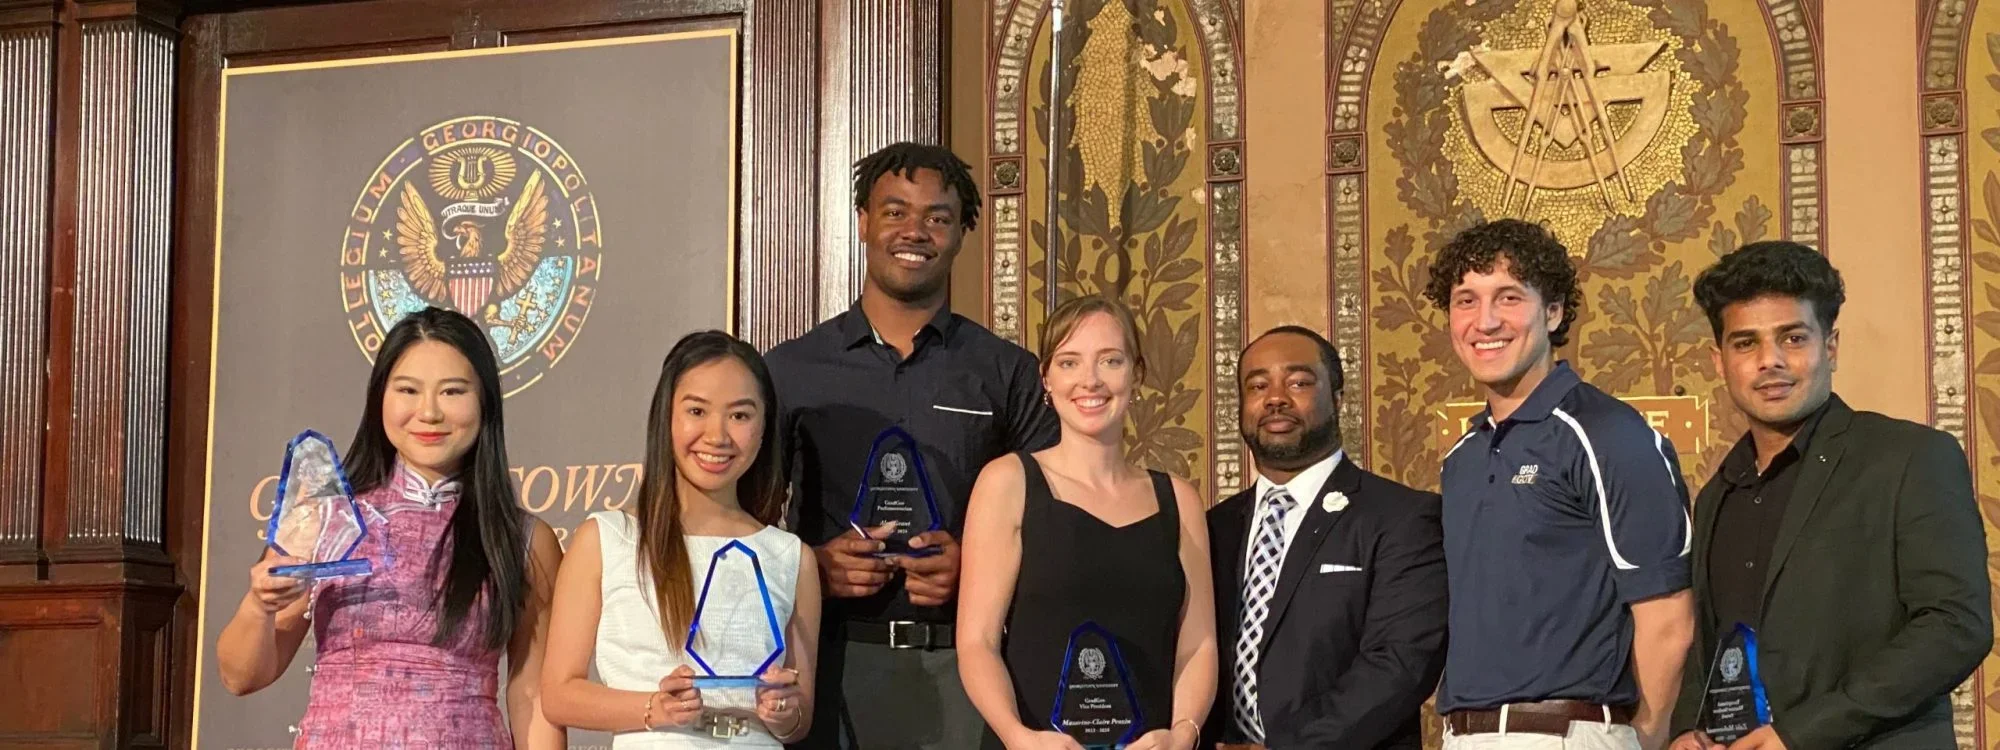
[
  {"x1": 867, "y1": 259, "x2": 949, "y2": 303},
  {"x1": 1242, "y1": 414, "x2": 1341, "y2": 468}
]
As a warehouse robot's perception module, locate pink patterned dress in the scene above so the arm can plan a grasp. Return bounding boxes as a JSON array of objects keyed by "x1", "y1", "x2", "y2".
[{"x1": 293, "y1": 462, "x2": 514, "y2": 749}]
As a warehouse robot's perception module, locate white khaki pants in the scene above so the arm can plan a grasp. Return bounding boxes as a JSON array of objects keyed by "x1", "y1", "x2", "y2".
[{"x1": 1442, "y1": 707, "x2": 1641, "y2": 750}]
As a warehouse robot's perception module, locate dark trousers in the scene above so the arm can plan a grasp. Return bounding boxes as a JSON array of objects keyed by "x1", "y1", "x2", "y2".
[{"x1": 790, "y1": 630, "x2": 982, "y2": 749}]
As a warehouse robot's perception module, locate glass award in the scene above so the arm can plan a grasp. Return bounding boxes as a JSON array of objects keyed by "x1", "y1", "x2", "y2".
[
  {"x1": 1049, "y1": 621, "x2": 1142, "y2": 749},
  {"x1": 1699, "y1": 623, "x2": 1770, "y2": 744},
  {"x1": 685, "y1": 539, "x2": 787, "y2": 689},
  {"x1": 848, "y1": 426, "x2": 943, "y2": 557},
  {"x1": 266, "y1": 430, "x2": 373, "y2": 580}
]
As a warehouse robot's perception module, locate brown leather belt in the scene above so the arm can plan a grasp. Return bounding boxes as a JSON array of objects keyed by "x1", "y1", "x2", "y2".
[{"x1": 1444, "y1": 701, "x2": 1635, "y2": 736}]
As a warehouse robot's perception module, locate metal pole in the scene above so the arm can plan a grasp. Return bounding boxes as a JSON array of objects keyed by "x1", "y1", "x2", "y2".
[{"x1": 1045, "y1": 0, "x2": 1066, "y2": 323}]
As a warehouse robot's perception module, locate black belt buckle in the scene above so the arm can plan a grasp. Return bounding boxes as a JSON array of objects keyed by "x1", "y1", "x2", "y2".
[{"x1": 886, "y1": 620, "x2": 924, "y2": 650}]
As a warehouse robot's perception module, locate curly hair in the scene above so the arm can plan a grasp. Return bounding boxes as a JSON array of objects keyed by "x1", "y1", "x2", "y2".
[
  {"x1": 1693, "y1": 240, "x2": 1844, "y2": 340},
  {"x1": 1421, "y1": 218, "x2": 1581, "y2": 347},
  {"x1": 852, "y1": 141, "x2": 982, "y2": 230}
]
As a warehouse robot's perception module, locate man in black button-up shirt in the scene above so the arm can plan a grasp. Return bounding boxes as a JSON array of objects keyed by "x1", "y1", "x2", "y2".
[
  {"x1": 766, "y1": 142, "x2": 1059, "y2": 749},
  {"x1": 1669, "y1": 242, "x2": 1990, "y2": 750},
  {"x1": 1703, "y1": 402, "x2": 1824, "y2": 638}
]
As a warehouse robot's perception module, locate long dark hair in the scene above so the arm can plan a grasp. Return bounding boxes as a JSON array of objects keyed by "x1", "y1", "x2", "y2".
[
  {"x1": 344, "y1": 307, "x2": 525, "y2": 651},
  {"x1": 634, "y1": 330, "x2": 786, "y2": 647}
]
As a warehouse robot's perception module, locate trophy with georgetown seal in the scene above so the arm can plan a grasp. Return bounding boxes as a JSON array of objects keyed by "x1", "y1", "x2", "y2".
[
  {"x1": 848, "y1": 426, "x2": 943, "y2": 557},
  {"x1": 1698, "y1": 622, "x2": 1770, "y2": 743},
  {"x1": 1050, "y1": 621, "x2": 1141, "y2": 749}
]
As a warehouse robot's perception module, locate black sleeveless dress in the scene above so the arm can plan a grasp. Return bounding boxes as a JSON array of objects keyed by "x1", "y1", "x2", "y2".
[{"x1": 978, "y1": 451, "x2": 1185, "y2": 749}]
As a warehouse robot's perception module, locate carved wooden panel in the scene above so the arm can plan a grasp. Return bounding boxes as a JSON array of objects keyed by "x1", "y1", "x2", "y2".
[
  {"x1": 0, "y1": 13, "x2": 54, "y2": 564},
  {"x1": 0, "y1": 582, "x2": 177, "y2": 750}
]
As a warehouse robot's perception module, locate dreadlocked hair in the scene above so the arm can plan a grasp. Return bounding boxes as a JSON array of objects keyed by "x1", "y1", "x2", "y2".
[{"x1": 851, "y1": 141, "x2": 982, "y2": 230}]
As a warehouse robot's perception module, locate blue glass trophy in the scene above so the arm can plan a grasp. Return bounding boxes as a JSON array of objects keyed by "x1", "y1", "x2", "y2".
[
  {"x1": 685, "y1": 539, "x2": 787, "y2": 689},
  {"x1": 1699, "y1": 623, "x2": 1770, "y2": 743},
  {"x1": 266, "y1": 430, "x2": 373, "y2": 580},
  {"x1": 1050, "y1": 621, "x2": 1142, "y2": 749},
  {"x1": 849, "y1": 426, "x2": 943, "y2": 557}
]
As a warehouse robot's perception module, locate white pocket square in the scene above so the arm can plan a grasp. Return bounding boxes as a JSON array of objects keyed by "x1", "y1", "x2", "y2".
[{"x1": 1319, "y1": 564, "x2": 1364, "y2": 573}]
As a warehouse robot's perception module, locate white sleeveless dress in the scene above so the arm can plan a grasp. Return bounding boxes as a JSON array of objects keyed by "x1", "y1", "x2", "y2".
[{"x1": 591, "y1": 510, "x2": 802, "y2": 748}]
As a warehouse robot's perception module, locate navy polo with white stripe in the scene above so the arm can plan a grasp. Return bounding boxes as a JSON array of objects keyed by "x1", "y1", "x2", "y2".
[{"x1": 1436, "y1": 361, "x2": 1692, "y2": 714}]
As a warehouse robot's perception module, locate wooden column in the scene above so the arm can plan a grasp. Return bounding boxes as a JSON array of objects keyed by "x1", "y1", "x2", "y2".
[
  {"x1": 0, "y1": 1, "x2": 181, "y2": 748},
  {"x1": 58, "y1": 0, "x2": 176, "y2": 568},
  {"x1": 815, "y1": 0, "x2": 946, "y2": 320},
  {"x1": 0, "y1": 0, "x2": 56, "y2": 570}
]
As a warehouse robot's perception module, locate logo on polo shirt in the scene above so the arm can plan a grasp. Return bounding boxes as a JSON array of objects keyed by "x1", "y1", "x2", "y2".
[{"x1": 1512, "y1": 464, "x2": 1540, "y2": 485}]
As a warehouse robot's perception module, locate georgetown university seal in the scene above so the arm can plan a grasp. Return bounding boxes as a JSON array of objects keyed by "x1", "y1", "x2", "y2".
[{"x1": 340, "y1": 115, "x2": 604, "y2": 396}]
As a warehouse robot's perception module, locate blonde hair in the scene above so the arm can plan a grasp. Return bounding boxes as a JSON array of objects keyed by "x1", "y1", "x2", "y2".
[{"x1": 1039, "y1": 295, "x2": 1147, "y2": 382}]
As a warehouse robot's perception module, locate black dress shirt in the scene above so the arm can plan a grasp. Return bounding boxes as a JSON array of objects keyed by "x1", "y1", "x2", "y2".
[
  {"x1": 765, "y1": 302, "x2": 1060, "y2": 625},
  {"x1": 1708, "y1": 401, "x2": 1830, "y2": 635}
]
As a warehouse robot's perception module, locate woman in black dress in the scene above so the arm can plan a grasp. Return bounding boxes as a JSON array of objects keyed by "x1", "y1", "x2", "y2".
[{"x1": 957, "y1": 295, "x2": 1216, "y2": 750}]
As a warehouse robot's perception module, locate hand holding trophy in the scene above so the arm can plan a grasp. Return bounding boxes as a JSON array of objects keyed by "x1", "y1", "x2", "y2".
[
  {"x1": 266, "y1": 430, "x2": 374, "y2": 580},
  {"x1": 848, "y1": 426, "x2": 944, "y2": 558}
]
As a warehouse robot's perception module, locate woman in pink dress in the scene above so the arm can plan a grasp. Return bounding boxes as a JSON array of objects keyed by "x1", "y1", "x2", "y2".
[{"x1": 215, "y1": 307, "x2": 566, "y2": 749}]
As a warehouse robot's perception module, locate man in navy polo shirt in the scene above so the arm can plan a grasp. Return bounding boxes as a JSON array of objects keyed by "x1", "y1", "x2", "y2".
[{"x1": 1423, "y1": 219, "x2": 1695, "y2": 750}]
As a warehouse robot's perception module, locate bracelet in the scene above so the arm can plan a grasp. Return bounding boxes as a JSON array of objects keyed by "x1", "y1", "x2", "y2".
[
  {"x1": 640, "y1": 691, "x2": 662, "y2": 730},
  {"x1": 1171, "y1": 718, "x2": 1199, "y2": 734}
]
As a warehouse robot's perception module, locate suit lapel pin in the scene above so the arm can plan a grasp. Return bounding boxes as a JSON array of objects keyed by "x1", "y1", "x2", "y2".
[{"x1": 1323, "y1": 491, "x2": 1349, "y2": 513}]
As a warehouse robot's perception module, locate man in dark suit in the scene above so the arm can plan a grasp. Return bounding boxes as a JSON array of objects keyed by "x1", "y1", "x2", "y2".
[
  {"x1": 1203, "y1": 326, "x2": 1449, "y2": 749},
  {"x1": 1668, "y1": 242, "x2": 1991, "y2": 750}
]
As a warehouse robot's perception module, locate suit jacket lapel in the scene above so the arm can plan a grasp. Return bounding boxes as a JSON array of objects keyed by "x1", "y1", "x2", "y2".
[
  {"x1": 1259, "y1": 457, "x2": 1361, "y2": 653},
  {"x1": 1691, "y1": 478, "x2": 1726, "y2": 637},
  {"x1": 1760, "y1": 397, "x2": 1852, "y2": 606}
]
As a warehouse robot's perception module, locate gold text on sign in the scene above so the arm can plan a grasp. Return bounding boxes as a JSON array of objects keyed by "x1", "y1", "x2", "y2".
[{"x1": 1436, "y1": 395, "x2": 1708, "y2": 460}]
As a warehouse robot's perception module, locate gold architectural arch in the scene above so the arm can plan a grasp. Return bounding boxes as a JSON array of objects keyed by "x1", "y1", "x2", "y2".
[
  {"x1": 1923, "y1": 0, "x2": 1997, "y2": 744},
  {"x1": 986, "y1": 0, "x2": 1249, "y2": 499}
]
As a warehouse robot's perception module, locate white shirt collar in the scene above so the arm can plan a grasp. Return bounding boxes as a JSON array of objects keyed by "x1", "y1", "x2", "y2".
[{"x1": 1252, "y1": 449, "x2": 1345, "y2": 507}]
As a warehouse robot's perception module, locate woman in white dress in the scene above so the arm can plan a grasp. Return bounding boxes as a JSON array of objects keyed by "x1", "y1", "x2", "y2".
[{"x1": 543, "y1": 330, "x2": 820, "y2": 746}]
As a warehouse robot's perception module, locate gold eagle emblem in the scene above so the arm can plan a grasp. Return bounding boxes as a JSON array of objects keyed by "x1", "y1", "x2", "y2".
[{"x1": 392, "y1": 170, "x2": 551, "y2": 317}]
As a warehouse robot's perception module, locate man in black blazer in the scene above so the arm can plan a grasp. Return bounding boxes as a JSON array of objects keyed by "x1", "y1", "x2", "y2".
[
  {"x1": 1668, "y1": 242, "x2": 1991, "y2": 750},
  {"x1": 1203, "y1": 326, "x2": 1448, "y2": 749}
]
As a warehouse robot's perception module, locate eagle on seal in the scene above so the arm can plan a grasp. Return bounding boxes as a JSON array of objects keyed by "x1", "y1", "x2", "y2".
[{"x1": 392, "y1": 169, "x2": 551, "y2": 318}]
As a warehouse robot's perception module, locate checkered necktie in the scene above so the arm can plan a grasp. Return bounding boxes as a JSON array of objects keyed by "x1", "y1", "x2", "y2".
[{"x1": 1233, "y1": 486, "x2": 1295, "y2": 743}]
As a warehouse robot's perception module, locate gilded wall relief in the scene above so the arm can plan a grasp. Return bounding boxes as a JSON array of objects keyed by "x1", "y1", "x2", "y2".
[
  {"x1": 1932, "y1": 0, "x2": 1991, "y2": 744},
  {"x1": 1334, "y1": 0, "x2": 1796, "y2": 493},
  {"x1": 988, "y1": 0, "x2": 1247, "y2": 498}
]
